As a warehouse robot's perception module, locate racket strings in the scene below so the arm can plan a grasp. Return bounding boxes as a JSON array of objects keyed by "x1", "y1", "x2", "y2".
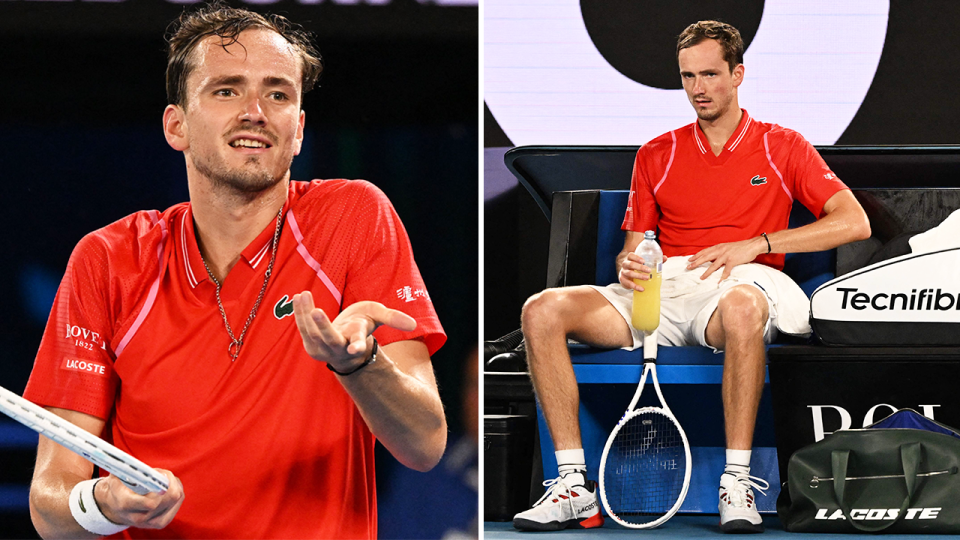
[{"x1": 603, "y1": 411, "x2": 687, "y2": 523}]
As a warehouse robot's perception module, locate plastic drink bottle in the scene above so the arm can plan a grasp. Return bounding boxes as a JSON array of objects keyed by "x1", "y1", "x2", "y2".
[{"x1": 631, "y1": 230, "x2": 662, "y2": 332}]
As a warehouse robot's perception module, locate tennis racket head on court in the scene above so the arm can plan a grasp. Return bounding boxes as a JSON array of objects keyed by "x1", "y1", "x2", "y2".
[
  {"x1": 599, "y1": 404, "x2": 692, "y2": 528},
  {"x1": 0, "y1": 385, "x2": 168, "y2": 494}
]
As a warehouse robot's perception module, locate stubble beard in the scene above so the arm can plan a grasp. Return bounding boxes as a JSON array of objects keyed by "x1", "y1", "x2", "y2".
[
  {"x1": 191, "y1": 150, "x2": 293, "y2": 194},
  {"x1": 693, "y1": 94, "x2": 731, "y2": 123},
  {"x1": 695, "y1": 107, "x2": 722, "y2": 122}
]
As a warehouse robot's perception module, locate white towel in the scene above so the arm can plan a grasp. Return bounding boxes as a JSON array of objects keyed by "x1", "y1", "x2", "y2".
[{"x1": 909, "y1": 208, "x2": 960, "y2": 254}]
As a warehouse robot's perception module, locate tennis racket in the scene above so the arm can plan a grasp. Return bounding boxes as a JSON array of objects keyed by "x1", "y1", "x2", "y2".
[
  {"x1": 598, "y1": 331, "x2": 692, "y2": 528},
  {"x1": 0, "y1": 385, "x2": 168, "y2": 495}
]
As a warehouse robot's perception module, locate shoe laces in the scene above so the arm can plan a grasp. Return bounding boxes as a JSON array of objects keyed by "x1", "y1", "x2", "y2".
[
  {"x1": 723, "y1": 473, "x2": 769, "y2": 508},
  {"x1": 534, "y1": 476, "x2": 579, "y2": 516}
]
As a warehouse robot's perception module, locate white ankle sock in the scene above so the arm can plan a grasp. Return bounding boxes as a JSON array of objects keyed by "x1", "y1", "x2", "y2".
[
  {"x1": 725, "y1": 449, "x2": 751, "y2": 475},
  {"x1": 556, "y1": 448, "x2": 586, "y2": 484}
]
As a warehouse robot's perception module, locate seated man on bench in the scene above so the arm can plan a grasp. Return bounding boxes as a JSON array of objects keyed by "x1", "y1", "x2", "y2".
[{"x1": 513, "y1": 20, "x2": 870, "y2": 534}]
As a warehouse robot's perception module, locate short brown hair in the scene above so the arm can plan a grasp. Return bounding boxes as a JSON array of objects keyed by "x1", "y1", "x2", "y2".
[
  {"x1": 677, "y1": 20, "x2": 743, "y2": 73},
  {"x1": 165, "y1": 1, "x2": 323, "y2": 109}
]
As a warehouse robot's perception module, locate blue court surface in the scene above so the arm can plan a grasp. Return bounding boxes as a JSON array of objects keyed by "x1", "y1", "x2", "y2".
[{"x1": 484, "y1": 517, "x2": 944, "y2": 539}]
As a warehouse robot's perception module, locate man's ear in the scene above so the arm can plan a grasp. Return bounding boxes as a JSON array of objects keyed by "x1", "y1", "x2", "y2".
[
  {"x1": 732, "y1": 64, "x2": 745, "y2": 88},
  {"x1": 294, "y1": 109, "x2": 305, "y2": 156},
  {"x1": 163, "y1": 104, "x2": 189, "y2": 152}
]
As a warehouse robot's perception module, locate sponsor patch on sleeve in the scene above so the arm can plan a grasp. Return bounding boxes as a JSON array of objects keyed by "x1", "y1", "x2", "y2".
[
  {"x1": 61, "y1": 357, "x2": 108, "y2": 376},
  {"x1": 64, "y1": 323, "x2": 107, "y2": 352},
  {"x1": 396, "y1": 286, "x2": 430, "y2": 303}
]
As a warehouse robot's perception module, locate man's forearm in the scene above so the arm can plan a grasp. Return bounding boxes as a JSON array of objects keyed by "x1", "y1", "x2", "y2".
[
  {"x1": 30, "y1": 410, "x2": 104, "y2": 540},
  {"x1": 30, "y1": 473, "x2": 100, "y2": 540},
  {"x1": 334, "y1": 340, "x2": 446, "y2": 472},
  {"x1": 765, "y1": 196, "x2": 870, "y2": 254}
]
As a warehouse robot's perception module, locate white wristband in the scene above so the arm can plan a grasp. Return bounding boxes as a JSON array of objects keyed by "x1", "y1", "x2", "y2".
[{"x1": 69, "y1": 479, "x2": 129, "y2": 536}]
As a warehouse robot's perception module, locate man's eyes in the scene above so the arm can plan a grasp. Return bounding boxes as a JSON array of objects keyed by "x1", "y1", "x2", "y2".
[{"x1": 212, "y1": 89, "x2": 290, "y2": 101}]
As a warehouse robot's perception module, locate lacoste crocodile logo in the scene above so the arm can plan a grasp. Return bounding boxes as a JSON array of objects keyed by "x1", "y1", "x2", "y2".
[
  {"x1": 750, "y1": 175, "x2": 767, "y2": 186},
  {"x1": 274, "y1": 295, "x2": 294, "y2": 320}
]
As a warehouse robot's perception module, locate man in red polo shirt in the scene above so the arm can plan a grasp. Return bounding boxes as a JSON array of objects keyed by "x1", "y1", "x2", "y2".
[
  {"x1": 25, "y1": 4, "x2": 446, "y2": 539},
  {"x1": 513, "y1": 21, "x2": 871, "y2": 534}
]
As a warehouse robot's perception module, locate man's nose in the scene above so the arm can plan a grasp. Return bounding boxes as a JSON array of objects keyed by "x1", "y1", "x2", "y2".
[
  {"x1": 692, "y1": 76, "x2": 705, "y2": 95},
  {"x1": 239, "y1": 96, "x2": 266, "y2": 125}
]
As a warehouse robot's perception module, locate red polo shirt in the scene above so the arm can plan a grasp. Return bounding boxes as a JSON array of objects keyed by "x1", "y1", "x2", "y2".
[
  {"x1": 622, "y1": 110, "x2": 848, "y2": 270},
  {"x1": 24, "y1": 179, "x2": 445, "y2": 539}
]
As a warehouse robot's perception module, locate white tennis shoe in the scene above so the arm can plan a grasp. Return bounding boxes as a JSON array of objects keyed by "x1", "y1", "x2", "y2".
[
  {"x1": 719, "y1": 471, "x2": 769, "y2": 533},
  {"x1": 512, "y1": 472, "x2": 605, "y2": 531}
]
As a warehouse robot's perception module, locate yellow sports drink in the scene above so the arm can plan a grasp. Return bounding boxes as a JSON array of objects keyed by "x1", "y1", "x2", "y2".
[
  {"x1": 631, "y1": 230, "x2": 662, "y2": 332},
  {"x1": 632, "y1": 272, "x2": 661, "y2": 332}
]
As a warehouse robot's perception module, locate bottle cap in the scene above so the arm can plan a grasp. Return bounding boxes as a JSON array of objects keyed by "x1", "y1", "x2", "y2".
[{"x1": 644, "y1": 230, "x2": 656, "y2": 240}]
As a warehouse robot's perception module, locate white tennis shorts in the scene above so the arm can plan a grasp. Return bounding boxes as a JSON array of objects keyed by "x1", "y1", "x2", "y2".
[{"x1": 589, "y1": 256, "x2": 812, "y2": 351}]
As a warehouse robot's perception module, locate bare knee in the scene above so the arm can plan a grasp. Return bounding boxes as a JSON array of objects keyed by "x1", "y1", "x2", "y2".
[
  {"x1": 520, "y1": 291, "x2": 552, "y2": 338},
  {"x1": 523, "y1": 287, "x2": 634, "y2": 352},
  {"x1": 716, "y1": 285, "x2": 769, "y2": 339},
  {"x1": 522, "y1": 287, "x2": 609, "y2": 340},
  {"x1": 521, "y1": 288, "x2": 567, "y2": 336}
]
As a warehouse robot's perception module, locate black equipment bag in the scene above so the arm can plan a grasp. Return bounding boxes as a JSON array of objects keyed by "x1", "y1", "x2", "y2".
[{"x1": 777, "y1": 409, "x2": 960, "y2": 533}]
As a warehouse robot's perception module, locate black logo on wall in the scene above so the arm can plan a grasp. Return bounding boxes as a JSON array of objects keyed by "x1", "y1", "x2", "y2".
[{"x1": 580, "y1": 0, "x2": 764, "y2": 89}]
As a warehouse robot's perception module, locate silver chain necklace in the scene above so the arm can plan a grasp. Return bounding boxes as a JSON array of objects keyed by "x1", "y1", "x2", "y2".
[{"x1": 200, "y1": 208, "x2": 284, "y2": 361}]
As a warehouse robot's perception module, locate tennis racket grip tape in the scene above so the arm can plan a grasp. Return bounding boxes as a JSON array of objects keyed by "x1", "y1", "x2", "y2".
[{"x1": 642, "y1": 330, "x2": 658, "y2": 362}]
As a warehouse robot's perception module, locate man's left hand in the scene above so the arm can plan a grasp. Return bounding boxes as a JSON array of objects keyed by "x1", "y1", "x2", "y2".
[
  {"x1": 292, "y1": 291, "x2": 417, "y2": 372},
  {"x1": 687, "y1": 237, "x2": 766, "y2": 280}
]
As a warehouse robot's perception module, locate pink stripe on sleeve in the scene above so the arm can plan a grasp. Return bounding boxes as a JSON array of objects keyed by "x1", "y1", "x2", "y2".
[
  {"x1": 115, "y1": 212, "x2": 166, "y2": 357},
  {"x1": 763, "y1": 133, "x2": 793, "y2": 201},
  {"x1": 653, "y1": 130, "x2": 677, "y2": 195},
  {"x1": 286, "y1": 210, "x2": 343, "y2": 306}
]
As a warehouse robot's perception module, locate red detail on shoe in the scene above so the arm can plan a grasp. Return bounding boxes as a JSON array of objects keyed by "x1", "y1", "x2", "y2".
[
  {"x1": 558, "y1": 494, "x2": 569, "y2": 500},
  {"x1": 571, "y1": 492, "x2": 580, "y2": 497},
  {"x1": 578, "y1": 512, "x2": 605, "y2": 529},
  {"x1": 551, "y1": 499, "x2": 558, "y2": 503}
]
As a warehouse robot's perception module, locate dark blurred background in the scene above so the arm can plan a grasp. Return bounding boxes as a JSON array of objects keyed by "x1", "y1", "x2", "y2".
[{"x1": 0, "y1": 1, "x2": 477, "y2": 538}]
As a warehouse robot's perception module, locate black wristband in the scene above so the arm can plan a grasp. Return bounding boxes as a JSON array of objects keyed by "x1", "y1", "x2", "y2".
[
  {"x1": 327, "y1": 337, "x2": 378, "y2": 376},
  {"x1": 761, "y1": 232, "x2": 772, "y2": 254}
]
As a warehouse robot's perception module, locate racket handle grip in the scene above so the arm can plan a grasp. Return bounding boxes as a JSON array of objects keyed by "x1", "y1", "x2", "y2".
[{"x1": 642, "y1": 330, "x2": 658, "y2": 361}]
